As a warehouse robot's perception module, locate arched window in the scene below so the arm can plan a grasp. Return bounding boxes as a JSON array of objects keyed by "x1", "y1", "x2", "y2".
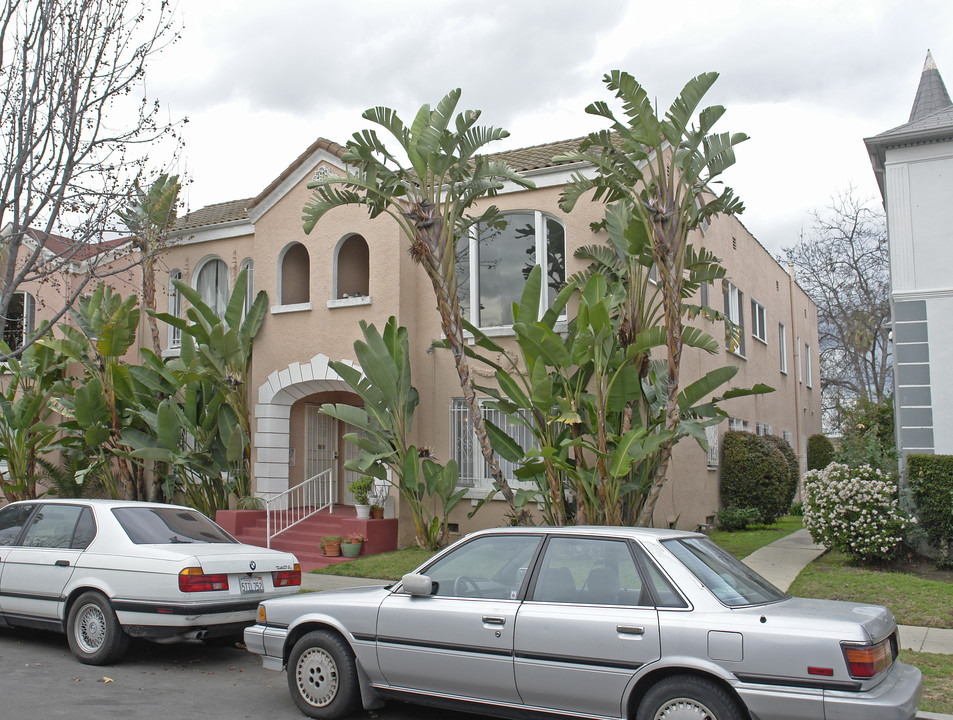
[
  {"x1": 168, "y1": 269, "x2": 182, "y2": 347},
  {"x1": 195, "y1": 258, "x2": 229, "y2": 318},
  {"x1": 2, "y1": 291, "x2": 35, "y2": 351},
  {"x1": 456, "y1": 211, "x2": 566, "y2": 328},
  {"x1": 279, "y1": 243, "x2": 310, "y2": 306},
  {"x1": 334, "y1": 234, "x2": 369, "y2": 299}
]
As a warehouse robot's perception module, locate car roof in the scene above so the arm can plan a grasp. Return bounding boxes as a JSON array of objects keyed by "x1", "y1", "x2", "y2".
[
  {"x1": 4, "y1": 498, "x2": 195, "y2": 511},
  {"x1": 464, "y1": 525, "x2": 704, "y2": 541}
]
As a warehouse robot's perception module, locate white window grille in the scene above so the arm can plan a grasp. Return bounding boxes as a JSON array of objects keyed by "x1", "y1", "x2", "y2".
[
  {"x1": 728, "y1": 417, "x2": 749, "y2": 432},
  {"x1": 450, "y1": 399, "x2": 536, "y2": 490},
  {"x1": 705, "y1": 425, "x2": 719, "y2": 468},
  {"x1": 797, "y1": 335, "x2": 803, "y2": 382},
  {"x1": 756, "y1": 421, "x2": 773, "y2": 436},
  {"x1": 805, "y1": 342, "x2": 812, "y2": 388},
  {"x1": 782, "y1": 430, "x2": 793, "y2": 446},
  {"x1": 168, "y1": 270, "x2": 182, "y2": 348}
]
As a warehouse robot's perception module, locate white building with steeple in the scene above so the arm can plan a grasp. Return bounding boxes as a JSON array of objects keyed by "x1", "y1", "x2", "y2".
[{"x1": 865, "y1": 50, "x2": 953, "y2": 460}]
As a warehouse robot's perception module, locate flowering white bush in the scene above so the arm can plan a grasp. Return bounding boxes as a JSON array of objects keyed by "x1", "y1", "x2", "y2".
[{"x1": 803, "y1": 462, "x2": 911, "y2": 562}]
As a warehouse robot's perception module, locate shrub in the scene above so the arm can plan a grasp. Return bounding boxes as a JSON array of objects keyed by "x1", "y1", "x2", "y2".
[
  {"x1": 763, "y1": 434, "x2": 800, "y2": 508},
  {"x1": 906, "y1": 454, "x2": 953, "y2": 562},
  {"x1": 721, "y1": 431, "x2": 788, "y2": 525},
  {"x1": 803, "y1": 462, "x2": 910, "y2": 563},
  {"x1": 807, "y1": 433, "x2": 835, "y2": 471},
  {"x1": 717, "y1": 506, "x2": 762, "y2": 531},
  {"x1": 789, "y1": 500, "x2": 804, "y2": 516}
]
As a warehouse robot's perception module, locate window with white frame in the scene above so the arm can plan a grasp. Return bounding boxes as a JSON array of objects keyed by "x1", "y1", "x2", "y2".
[
  {"x1": 805, "y1": 342, "x2": 812, "y2": 388},
  {"x1": 728, "y1": 417, "x2": 749, "y2": 432},
  {"x1": 168, "y1": 270, "x2": 182, "y2": 347},
  {"x1": 195, "y1": 258, "x2": 229, "y2": 318},
  {"x1": 756, "y1": 421, "x2": 772, "y2": 436},
  {"x1": 750, "y1": 299, "x2": 766, "y2": 344},
  {"x1": 779, "y1": 322, "x2": 788, "y2": 373},
  {"x1": 797, "y1": 335, "x2": 803, "y2": 382},
  {"x1": 705, "y1": 425, "x2": 719, "y2": 469},
  {"x1": 457, "y1": 211, "x2": 566, "y2": 329},
  {"x1": 724, "y1": 282, "x2": 745, "y2": 356},
  {"x1": 450, "y1": 399, "x2": 536, "y2": 490},
  {"x1": 782, "y1": 430, "x2": 793, "y2": 446},
  {"x1": 2, "y1": 291, "x2": 34, "y2": 351}
]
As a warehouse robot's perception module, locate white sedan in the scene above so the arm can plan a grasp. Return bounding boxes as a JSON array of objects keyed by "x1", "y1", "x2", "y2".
[{"x1": 0, "y1": 498, "x2": 300, "y2": 665}]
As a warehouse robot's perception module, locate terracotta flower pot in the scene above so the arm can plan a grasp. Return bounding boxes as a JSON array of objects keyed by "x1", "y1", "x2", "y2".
[
  {"x1": 322, "y1": 541, "x2": 341, "y2": 557},
  {"x1": 370, "y1": 506, "x2": 384, "y2": 519}
]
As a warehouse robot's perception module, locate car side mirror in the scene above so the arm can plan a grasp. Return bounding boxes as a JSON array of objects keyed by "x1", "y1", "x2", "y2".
[{"x1": 401, "y1": 573, "x2": 435, "y2": 597}]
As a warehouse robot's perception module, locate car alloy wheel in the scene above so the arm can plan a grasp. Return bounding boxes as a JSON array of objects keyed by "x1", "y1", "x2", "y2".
[
  {"x1": 296, "y1": 646, "x2": 339, "y2": 707},
  {"x1": 638, "y1": 675, "x2": 742, "y2": 720},
  {"x1": 287, "y1": 630, "x2": 360, "y2": 719},
  {"x1": 66, "y1": 591, "x2": 129, "y2": 665}
]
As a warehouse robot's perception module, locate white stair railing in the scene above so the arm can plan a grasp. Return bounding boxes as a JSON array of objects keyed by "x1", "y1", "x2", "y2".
[{"x1": 266, "y1": 468, "x2": 334, "y2": 548}]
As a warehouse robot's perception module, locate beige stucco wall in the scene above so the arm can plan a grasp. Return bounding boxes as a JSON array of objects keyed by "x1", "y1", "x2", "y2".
[{"x1": 150, "y1": 149, "x2": 822, "y2": 547}]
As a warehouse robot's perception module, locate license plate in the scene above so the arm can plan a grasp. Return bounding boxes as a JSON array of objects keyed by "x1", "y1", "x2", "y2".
[{"x1": 240, "y1": 576, "x2": 264, "y2": 594}]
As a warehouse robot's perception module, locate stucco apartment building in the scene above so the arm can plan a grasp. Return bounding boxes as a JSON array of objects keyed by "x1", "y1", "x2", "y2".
[{"x1": 148, "y1": 133, "x2": 821, "y2": 543}]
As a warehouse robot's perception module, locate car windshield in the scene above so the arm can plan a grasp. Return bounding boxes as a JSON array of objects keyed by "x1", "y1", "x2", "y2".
[
  {"x1": 662, "y1": 536, "x2": 787, "y2": 607},
  {"x1": 112, "y1": 507, "x2": 236, "y2": 544}
]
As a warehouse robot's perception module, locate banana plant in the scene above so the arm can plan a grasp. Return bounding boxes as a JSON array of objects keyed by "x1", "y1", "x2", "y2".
[
  {"x1": 302, "y1": 90, "x2": 534, "y2": 522},
  {"x1": 150, "y1": 266, "x2": 267, "y2": 505},
  {"x1": 0, "y1": 335, "x2": 69, "y2": 499},
  {"x1": 321, "y1": 317, "x2": 466, "y2": 549},
  {"x1": 40, "y1": 285, "x2": 148, "y2": 499},
  {"x1": 556, "y1": 71, "x2": 750, "y2": 525}
]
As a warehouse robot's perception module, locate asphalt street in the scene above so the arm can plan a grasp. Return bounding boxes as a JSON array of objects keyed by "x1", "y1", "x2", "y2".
[{"x1": 0, "y1": 627, "x2": 483, "y2": 720}]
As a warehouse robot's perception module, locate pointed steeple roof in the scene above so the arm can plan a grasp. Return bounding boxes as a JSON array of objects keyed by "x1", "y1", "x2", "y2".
[{"x1": 909, "y1": 50, "x2": 952, "y2": 122}]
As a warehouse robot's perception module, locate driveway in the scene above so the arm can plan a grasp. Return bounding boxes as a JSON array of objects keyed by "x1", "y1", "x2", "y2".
[{"x1": 0, "y1": 627, "x2": 484, "y2": 720}]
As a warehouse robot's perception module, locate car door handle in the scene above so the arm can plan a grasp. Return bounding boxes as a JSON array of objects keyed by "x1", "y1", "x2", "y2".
[
  {"x1": 55, "y1": 560, "x2": 71, "y2": 567},
  {"x1": 617, "y1": 625, "x2": 645, "y2": 636},
  {"x1": 482, "y1": 616, "x2": 506, "y2": 626}
]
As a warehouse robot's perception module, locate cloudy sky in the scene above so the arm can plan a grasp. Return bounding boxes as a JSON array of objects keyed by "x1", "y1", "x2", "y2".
[{"x1": 147, "y1": 0, "x2": 953, "y2": 258}]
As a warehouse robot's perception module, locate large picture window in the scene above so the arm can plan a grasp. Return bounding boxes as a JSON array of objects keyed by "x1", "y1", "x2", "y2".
[{"x1": 457, "y1": 211, "x2": 565, "y2": 329}]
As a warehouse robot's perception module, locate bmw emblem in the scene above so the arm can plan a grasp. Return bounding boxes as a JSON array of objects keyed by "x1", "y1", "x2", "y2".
[{"x1": 249, "y1": 561, "x2": 257, "y2": 571}]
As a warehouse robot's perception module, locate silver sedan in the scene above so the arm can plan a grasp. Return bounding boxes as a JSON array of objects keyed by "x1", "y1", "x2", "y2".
[
  {"x1": 0, "y1": 498, "x2": 300, "y2": 664},
  {"x1": 245, "y1": 526, "x2": 922, "y2": 720}
]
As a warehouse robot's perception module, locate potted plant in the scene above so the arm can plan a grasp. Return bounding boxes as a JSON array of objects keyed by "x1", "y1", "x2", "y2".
[
  {"x1": 347, "y1": 476, "x2": 375, "y2": 519},
  {"x1": 341, "y1": 532, "x2": 367, "y2": 558},
  {"x1": 320, "y1": 535, "x2": 342, "y2": 557},
  {"x1": 370, "y1": 504, "x2": 384, "y2": 519}
]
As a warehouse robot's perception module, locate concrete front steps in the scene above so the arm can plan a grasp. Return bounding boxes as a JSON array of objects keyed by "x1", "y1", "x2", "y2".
[{"x1": 216, "y1": 506, "x2": 398, "y2": 572}]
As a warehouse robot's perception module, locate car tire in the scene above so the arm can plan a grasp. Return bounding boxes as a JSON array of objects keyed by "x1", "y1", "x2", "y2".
[
  {"x1": 637, "y1": 675, "x2": 743, "y2": 720},
  {"x1": 66, "y1": 591, "x2": 130, "y2": 665},
  {"x1": 287, "y1": 630, "x2": 361, "y2": 719}
]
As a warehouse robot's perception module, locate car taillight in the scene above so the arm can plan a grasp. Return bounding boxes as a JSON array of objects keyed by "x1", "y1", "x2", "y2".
[
  {"x1": 842, "y1": 637, "x2": 894, "y2": 679},
  {"x1": 272, "y1": 564, "x2": 301, "y2": 587},
  {"x1": 179, "y1": 567, "x2": 229, "y2": 592}
]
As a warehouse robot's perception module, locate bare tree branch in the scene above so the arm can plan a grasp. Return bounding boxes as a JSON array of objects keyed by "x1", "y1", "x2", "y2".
[
  {"x1": 784, "y1": 186, "x2": 891, "y2": 430},
  {"x1": 0, "y1": 0, "x2": 183, "y2": 360}
]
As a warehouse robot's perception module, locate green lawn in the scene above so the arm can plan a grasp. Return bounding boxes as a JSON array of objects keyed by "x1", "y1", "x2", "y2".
[
  {"x1": 312, "y1": 547, "x2": 437, "y2": 580},
  {"x1": 900, "y1": 650, "x2": 953, "y2": 715},
  {"x1": 709, "y1": 515, "x2": 803, "y2": 559},
  {"x1": 788, "y1": 550, "x2": 953, "y2": 629}
]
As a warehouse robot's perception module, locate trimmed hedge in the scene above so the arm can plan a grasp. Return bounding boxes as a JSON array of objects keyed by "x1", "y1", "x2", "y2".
[
  {"x1": 907, "y1": 454, "x2": 953, "y2": 559},
  {"x1": 807, "y1": 433, "x2": 835, "y2": 471},
  {"x1": 721, "y1": 430, "x2": 788, "y2": 525},
  {"x1": 763, "y1": 434, "x2": 800, "y2": 509}
]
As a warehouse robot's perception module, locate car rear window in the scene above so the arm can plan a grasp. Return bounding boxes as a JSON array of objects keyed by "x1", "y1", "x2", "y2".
[
  {"x1": 662, "y1": 536, "x2": 787, "y2": 607},
  {"x1": 112, "y1": 507, "x2": 236, "y2": 544}
]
